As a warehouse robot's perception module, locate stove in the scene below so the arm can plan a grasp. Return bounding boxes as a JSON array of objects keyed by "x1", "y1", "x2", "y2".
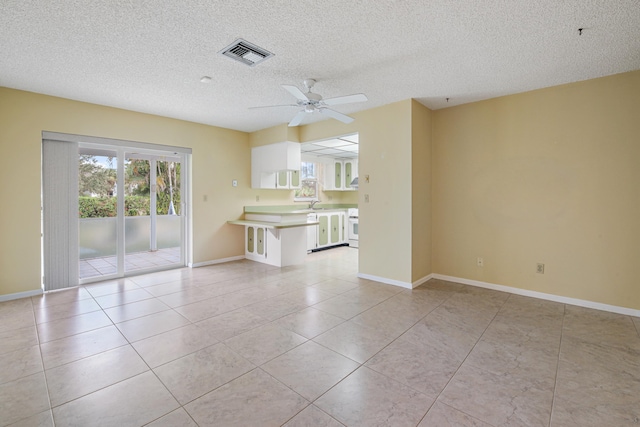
[{"x1": 347, "y1": 208, "x2": 359, "y2": 248}]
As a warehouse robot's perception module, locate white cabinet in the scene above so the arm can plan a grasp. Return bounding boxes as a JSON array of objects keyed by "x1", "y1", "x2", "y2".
[
  {"x1": 237, "y1": 213, "x2": 311, "y2": 267},
  {"x1": 323, "y1": 159, "x2": 357, "y2": 191},
  {"x1": 251, "y1": 142, "x2": 301, "y2": 189},
  {"x1": 245, "y1": 226, "x2": 267, "y2": 260},
  {"x1": 276, "y1": 170, "x2": 301, "y2": 189},
  {"x1": 306, "y1": 214, "x2": 317, "y2": 251},
  {"x1": 315, "y1": 211, "x2": 347, "y2": 249}
]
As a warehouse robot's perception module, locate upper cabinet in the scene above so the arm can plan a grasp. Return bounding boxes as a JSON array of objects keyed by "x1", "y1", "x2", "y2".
[
  {"x1": 301, "y1": 133, "x2": 359, "y2": 192},
  {"x1": 251, "y1": 142, "x2": 301, "y2": 189},
  {"x1": 323, "y1": 159, "x2": 358, "y2": 191}
]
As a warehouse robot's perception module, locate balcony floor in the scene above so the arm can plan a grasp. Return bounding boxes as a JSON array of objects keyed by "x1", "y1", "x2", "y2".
[{"x1": 79, "y1": 247, "x2": 181, "y2": 279}]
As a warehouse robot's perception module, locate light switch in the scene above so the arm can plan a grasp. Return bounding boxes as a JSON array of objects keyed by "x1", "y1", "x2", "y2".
[{"x1": 232, "y1": 179, "x2": 238, "y2": 187}]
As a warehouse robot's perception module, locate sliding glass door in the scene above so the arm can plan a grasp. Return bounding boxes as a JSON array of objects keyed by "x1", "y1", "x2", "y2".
[{"x1": 77, "y1": 144, "x2": 187, "y2": 283}]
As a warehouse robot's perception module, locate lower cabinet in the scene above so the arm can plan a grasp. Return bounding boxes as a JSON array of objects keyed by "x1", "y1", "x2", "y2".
[
  {"x1": 246, "y1": 226, "x2": 267, "y2": 259},
  {"x1": 314, "y1": 211, "x2": 347, "y2": 250}
]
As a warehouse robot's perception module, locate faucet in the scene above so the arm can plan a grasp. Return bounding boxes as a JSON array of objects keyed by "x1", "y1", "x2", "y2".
[{"x1": 309, "y1": 200, "x2": 320, "y2": 209}]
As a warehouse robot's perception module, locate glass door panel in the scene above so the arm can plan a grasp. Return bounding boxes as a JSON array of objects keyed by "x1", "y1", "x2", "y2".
[
  {"x1": 78, "y1": 150, "x2": 118, "y2": 280},
  {"x1": 154, "y1": 159, "x2": 182, "y2": 265},
  {"x1": 124, "y1": 155, "x2": 183, "y2": 273}
]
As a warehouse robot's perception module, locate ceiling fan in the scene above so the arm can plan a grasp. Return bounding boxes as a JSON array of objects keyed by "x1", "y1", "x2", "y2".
[{"x1": 250, "y1": 79, "x2": 368, "y2": 127}]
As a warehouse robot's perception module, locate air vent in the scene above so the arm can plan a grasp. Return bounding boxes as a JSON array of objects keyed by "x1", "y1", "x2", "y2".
[{"x1": 219, "y1": 38, "x2": 274, "y2": 67}]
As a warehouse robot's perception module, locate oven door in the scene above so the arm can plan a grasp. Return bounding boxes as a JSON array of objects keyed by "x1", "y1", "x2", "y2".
[{"x1": 348, "y1": 217, "x2": 359, "y2": 240}]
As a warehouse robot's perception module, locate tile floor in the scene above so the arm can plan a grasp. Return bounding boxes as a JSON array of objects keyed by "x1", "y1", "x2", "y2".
[
  {"x1": 79, "y1": 247, "x2": 181, "y2": 279},
  {"x1": 1, "y1": 247, "x2": 639, "y2": 426}
]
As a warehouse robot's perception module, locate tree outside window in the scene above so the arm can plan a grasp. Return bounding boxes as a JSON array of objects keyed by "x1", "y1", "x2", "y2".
[{"x1": 294, "y1": 162, "x2": 318, "y2": 201}]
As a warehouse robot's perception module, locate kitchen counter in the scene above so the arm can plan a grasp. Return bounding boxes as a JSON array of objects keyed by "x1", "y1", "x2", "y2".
[
  {"x1": 244, "y1": 204, "x2": 356, "y2": 215},
  {"x1": 227, "y1": 219, "x2": 318, "y2": 229}
]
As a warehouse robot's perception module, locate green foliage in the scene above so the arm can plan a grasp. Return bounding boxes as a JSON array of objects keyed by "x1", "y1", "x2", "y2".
[
  {"x1": 79, "y1": 196, "x2": 153, "y2": 218},
  {"x1": 78, "y1": 156, "x2": 182, "y2": 218},
  {"x1": 79, "y1": 196, "x2": 117, "y2": 218},
  {"x1": 78, "y1": 155, "x2": 116, "y2": 196},
  {"x1": 156, "y1": 192, "x2": 181, "y2": 215},
  {"x1": 125, "y1": 196, "x2": 149, "y2": 216}
]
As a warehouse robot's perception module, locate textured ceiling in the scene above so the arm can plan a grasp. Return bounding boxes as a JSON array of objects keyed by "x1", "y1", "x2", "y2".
[{"x1": 1, "y1": 1, "x2": 639, "y2": 133}]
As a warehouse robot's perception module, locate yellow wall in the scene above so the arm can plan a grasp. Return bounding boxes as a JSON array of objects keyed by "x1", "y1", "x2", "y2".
[
  {"x1": 300, "y1": 100, "x2": 415, "y2": 284},
  {"x1": 432, "y1": 70, "x2": 640, "y2": 310},
  {"x1": 411, "y1": 100, "x2": 432, "y2": 282},
  {"x1": 0, "y1": 88, "x2": 291, "y2": 297},
  {"x1": 3, "y1": 69, "x2": 639, "y2": 310}
]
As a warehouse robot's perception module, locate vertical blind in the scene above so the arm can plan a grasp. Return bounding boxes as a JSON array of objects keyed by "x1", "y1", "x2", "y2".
[{"x1": 42, "y1": 139, "x2": 79, "y2": 291}]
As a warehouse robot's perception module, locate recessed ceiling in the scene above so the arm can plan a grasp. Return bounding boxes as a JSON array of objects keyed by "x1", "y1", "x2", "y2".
[
  {"x1": 1, "y1": 1, "x2": 638, "y2": 133},
  {"x1": 302, "y1": 135, "x2": 359, "y2": 160}
]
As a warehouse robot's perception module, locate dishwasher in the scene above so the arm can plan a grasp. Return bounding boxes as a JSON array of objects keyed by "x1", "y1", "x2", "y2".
[{"x1": 306, "y1": 212, "x2": 318, "y2": 252}]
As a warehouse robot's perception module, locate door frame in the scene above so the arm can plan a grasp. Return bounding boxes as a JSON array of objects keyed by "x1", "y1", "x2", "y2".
[{"x1": 42, "y1": 131, "x2": 192, "y2": 287}]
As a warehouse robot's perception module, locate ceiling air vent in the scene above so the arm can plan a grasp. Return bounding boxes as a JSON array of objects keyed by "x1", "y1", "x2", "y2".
[{"x1": 219, "y1": 38, "x2": 274, "y2": 67}]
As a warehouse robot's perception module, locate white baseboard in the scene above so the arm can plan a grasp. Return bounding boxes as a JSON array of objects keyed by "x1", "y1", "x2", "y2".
[
  {"x1": 357, "y1": 273, "x2": 412, "y2": 289},
  {"x1": 432, "y1": 274, "x2": 640, "y2": 317},
  {"x1": 357, "y1": 273, "x2": 435, "y2": 289},
  {"x1": 190, "y1": 255, "x2": 245, "y2": 268},
  {"x1": 0, "y1": 288, "x2": 44, "y2": 302}
]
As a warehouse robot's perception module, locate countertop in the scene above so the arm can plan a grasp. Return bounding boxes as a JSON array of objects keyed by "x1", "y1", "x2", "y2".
[
  {"x1": 227, "y1": 219, "x2": 319, "y2": 229},
  {"x1": 244, "y1": 204, "x2": 356, "y2": 215}
]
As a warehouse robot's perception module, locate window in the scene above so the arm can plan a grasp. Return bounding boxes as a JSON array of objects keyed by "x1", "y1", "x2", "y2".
[{"x1": 294, "y1": 162, "x2": 318, "y2": 201}]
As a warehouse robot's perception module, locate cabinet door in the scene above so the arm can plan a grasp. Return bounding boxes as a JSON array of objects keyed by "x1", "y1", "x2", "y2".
[
  {"x1": 334, "y1": 161, "x2": 342, "y2": 190},
  {"x1": 341, "y1": 212, "x2": 346, "y2": 242},
  {"x1": 307, "y1": 224, "x2": 317, "y2": 251},
  {"x1": 344, "y1": 162, "x2": 352, "y2": 189},
  {"x1": 330, "y1": 214, "x2": 340, "y2": 244},
  {"x1": 247, "y1": 226, "x2": 255, "y2": 253},
  {"x1": 290, "y1": 170, "x2": 300, "y2": 188},
  {"x1": 277, "y1": 171, "x2": 288, "y2": 188},
  {"x1": 318, "y1": 215, "x2": 329, "y2": 246},
  {"x1": 257, "y1": 228, "x2": 265, "y2": 255}
]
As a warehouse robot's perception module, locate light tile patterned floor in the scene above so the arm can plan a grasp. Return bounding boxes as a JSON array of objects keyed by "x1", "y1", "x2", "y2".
[
  {"x1": 79, "y1": 247, "x2": 181, "y2": 279},
  {"x1": 1, "y1": 247, "x2": 639, "y2": 426}
]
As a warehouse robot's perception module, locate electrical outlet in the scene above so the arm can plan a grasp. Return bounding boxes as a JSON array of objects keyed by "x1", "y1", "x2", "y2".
[
  {"x1": 537, "y1": 263, "x2": 545, "y2": 274},
  {"x1": 232, "y1": 179, "x2": 238, "y2": 187},
  {"x1": 203, "y1": 194, "x2": 207, "y2": 202},
  {"x1": 365, "y1": 175, "x2": 370, "y2": 183},
  {"x1": 256, "y1": 195, "x2": 260, "y2": 202},
  {"x1": 477, "y1": 257, "x2": 484, "y2": 267}
]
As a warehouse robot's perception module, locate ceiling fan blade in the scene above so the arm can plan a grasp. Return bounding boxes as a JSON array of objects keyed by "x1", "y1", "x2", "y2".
[
  {"x1": 322, "y1": 93, "x2": 368, "y2": 106},
  {"x1": 282, "y1": 85, "x2": 309, "y2": 101},
  {"x1": 249, "y1": 104, "x2": 298, "y2": 110},
  {"x1": 288, "y1": 110, "x2": 307, "y2": 127},
  {"x1": 319, "y1": 108, "x2": 355, "y2": 124}
]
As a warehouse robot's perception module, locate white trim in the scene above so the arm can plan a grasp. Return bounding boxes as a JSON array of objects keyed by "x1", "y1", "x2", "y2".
[
  {"x1": 43, "y1": 131, "x2": 192, "y2": 154},
  {"x1": 357, "y1": 272, "x2": 435, "y2": 289},
  {"x1": 433, "y1": 274, "x2": 640, "y2": 317},
  {"x1": 357, "y1": 273, "x2": 411, "y2": 289},
  {"x1": 190, "y1": 255, "x2": 246, "y2": 268},
  {"x1": 0, "y1": 289, "x2": 43, "y2": 302},
  {"x1": 413, "y1": 273, "x2": 435, "y2": 288}
]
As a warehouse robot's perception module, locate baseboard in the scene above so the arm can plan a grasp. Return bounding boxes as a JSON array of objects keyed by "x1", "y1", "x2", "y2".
[
  {"x1": 432, "y1": 274, "x2": 640, "y2": 317},
  {"x1": 357, "y1": 273, "x2": 434, "y2": 290},
  {"x1": 190, "y1": 255, "x2": 245, "y2": 268},
  {"x1": 413, "y1": 273, "x2": 435, "y2": 288},
  {"x1": 0, "y1": 288, "x2": 44, "y2": 302}
]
